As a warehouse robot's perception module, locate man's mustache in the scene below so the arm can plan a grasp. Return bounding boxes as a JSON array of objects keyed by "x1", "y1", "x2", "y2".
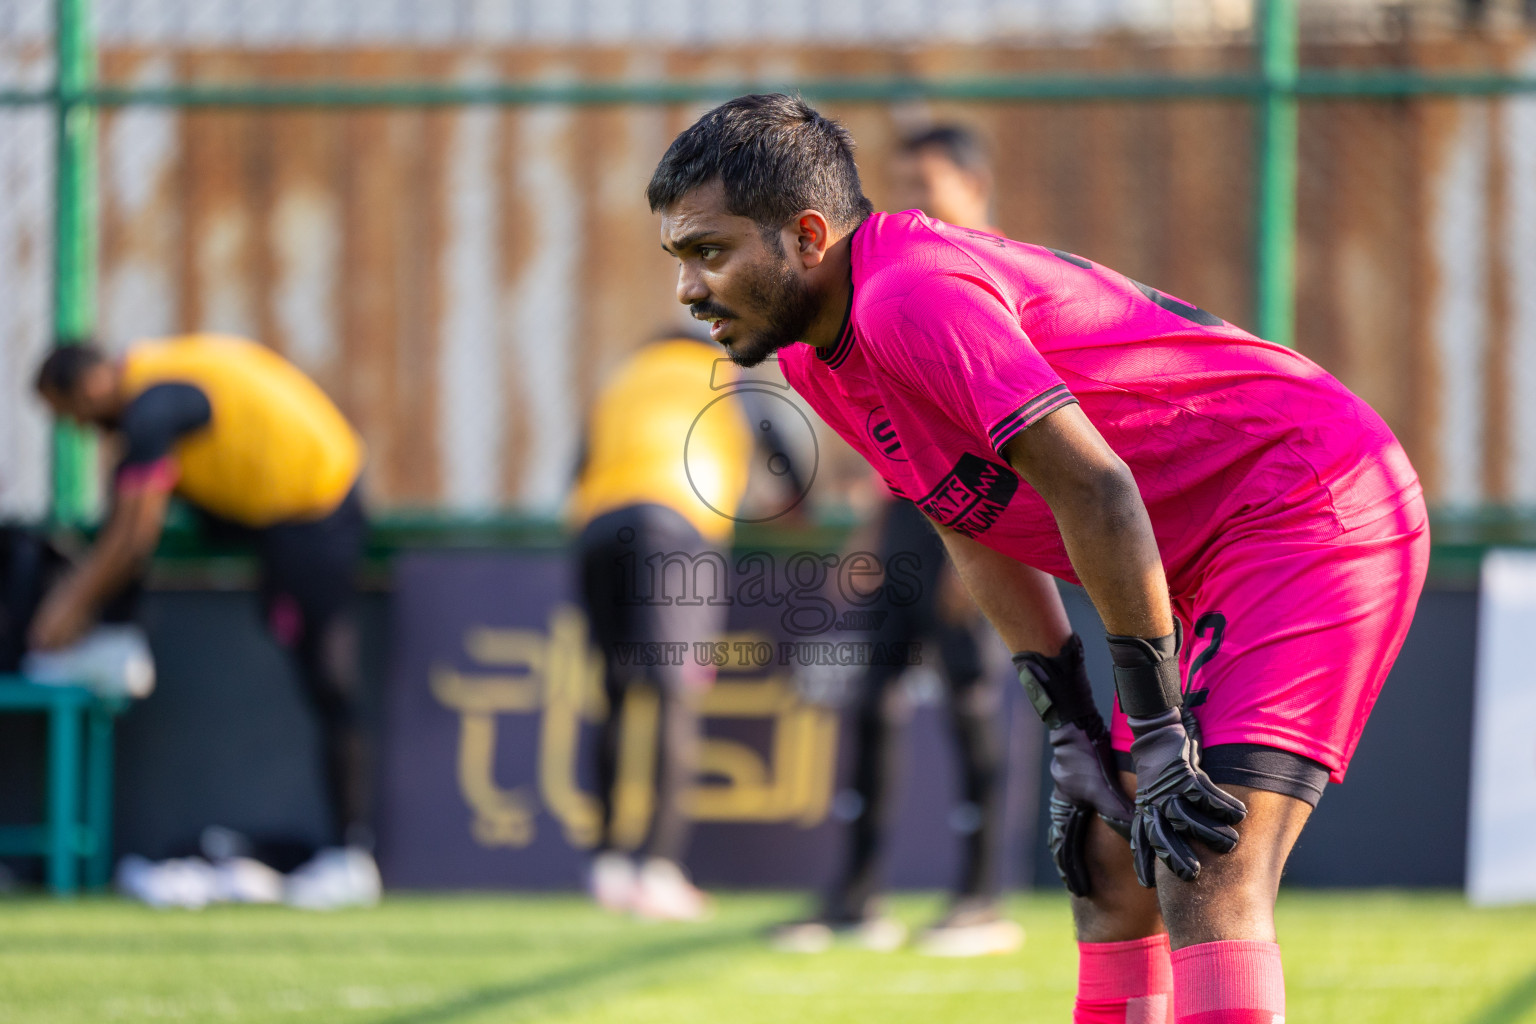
[{"x1": 690, "y1": 301, "x2": 739, "y2": 322}]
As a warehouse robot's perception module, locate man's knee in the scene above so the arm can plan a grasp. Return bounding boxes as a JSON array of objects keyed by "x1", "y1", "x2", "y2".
[
  {"x1": 1069, "y1": 782, "x2": 1311, "y2": 946},
  {"x1": 1071, "y1": 801, "x2": 1163, "y2": 943},
  {"x1": 295, "y1": 613, "x2": 363, "y2": 725},
  {"x1": 1155, "y1": 785, "x2": 1312, "y2": 948}
]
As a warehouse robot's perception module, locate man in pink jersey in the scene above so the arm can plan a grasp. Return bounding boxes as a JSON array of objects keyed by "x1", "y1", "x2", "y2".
[{"x1": 648, "y1": 94, "x2": 1428, "y2": 1023}]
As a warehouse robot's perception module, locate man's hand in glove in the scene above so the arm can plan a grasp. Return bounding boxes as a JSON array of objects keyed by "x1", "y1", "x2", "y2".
[
  {"x1": 1126, "y1": 706, "x2": 1247, "y2": 886},
  {"x1": 1108, "y1": 629, "x2": 1248, "y2": 887},
  {"x1": 1014, "y1": 636, "x2": 1133, "y2": 898}
]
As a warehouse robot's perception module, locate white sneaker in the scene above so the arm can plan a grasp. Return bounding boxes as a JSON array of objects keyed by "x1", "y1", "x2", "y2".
[
  {"x1": 769, "y1": 914, "x2": 907, "y2": 953},
  {"x1": 116, "y1": 855, "x2": 217, "y2": 910},
  {"x1": 630, "y1": 858, "x2": 711, "y2": 922},
  {"x1": 210, "y1": 856, "x2": 284, "y2": 904},
  {"x1": 916, "y1": 902, "x2": 1024, "y2": 957},
  {"x1": 283, "y1": 847, "x2": 381, "y2": 910},
  {"x1": 589, "y1": 851, "x2": 637, "y2": 913}
]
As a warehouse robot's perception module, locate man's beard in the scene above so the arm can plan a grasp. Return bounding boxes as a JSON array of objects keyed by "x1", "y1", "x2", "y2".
[{"x1": 724, "y1": 254, "x2": 819, "y2": 369}]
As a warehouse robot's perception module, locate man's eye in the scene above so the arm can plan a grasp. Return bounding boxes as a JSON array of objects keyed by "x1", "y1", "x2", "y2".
[{"x1": 699, "y1": 247, "x2": 721, "y2": 261}]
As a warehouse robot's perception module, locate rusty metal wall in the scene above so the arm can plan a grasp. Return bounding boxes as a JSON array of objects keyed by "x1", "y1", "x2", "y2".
[
  {"x1": 0, "y1": 106, "x2": 54, "y2": 520},
  {"x1": 1295, "y1": 38, "x2": 1536, "y2": 508},
  {"x1": 4, "y1": 36, "x2": 1536, "y2": 515},
  {"x1": 86, "y1": 43, "x2": 1260, "y2": 516}
]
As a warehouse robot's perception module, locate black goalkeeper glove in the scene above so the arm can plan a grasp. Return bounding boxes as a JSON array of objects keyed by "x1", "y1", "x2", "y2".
[
  {"x1": 1110, "y1": 630, "x2": 1247, "y2": 887},
  {"x1": 1013, "y1": 635, "x2": 1133, "y2": 898}
]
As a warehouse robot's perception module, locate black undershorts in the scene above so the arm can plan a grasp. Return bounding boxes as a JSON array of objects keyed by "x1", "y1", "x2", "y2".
[{"x1": 1115, "y1": 743, "x2": 1330, "y2": 807}]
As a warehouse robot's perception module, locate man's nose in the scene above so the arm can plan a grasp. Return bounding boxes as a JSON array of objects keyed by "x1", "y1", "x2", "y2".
[{"x1": 676, "y1": 263, "x2": 708, "y2": 306}]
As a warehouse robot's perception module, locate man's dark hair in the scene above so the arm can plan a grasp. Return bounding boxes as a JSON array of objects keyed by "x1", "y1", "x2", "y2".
[
  {"x1": 34, "y1": 343, "x2": 106, "y2": 396},
  {"x1": 647, "y1": 93, "x2": 874, "y2": 233},
  {"x1": 899, "y1": 124, "x2": 991, "y2": 175}
]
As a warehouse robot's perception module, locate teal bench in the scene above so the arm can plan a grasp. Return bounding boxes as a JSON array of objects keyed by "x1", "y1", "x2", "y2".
[{"x1": 0, "y1": 677, "x2": 126, "y2": 895}]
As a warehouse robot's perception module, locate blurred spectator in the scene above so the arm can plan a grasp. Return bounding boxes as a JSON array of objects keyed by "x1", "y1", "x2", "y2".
[
  {"x1": 1462, "y1": 0, "x2": 1536, "y2": 26},
  {"x1": 889, "y1": 124, "x2": 995, "y2": 233},
  {"x1": 569, "y1": 331, "x2": 755, "y2": 921},
  {"x1": 33, "y1": 335, "x2": 377, "y2": 909}
]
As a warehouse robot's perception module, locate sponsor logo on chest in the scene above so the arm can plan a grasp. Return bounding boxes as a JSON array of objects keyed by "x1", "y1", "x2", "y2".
[{"x1": 864, "y1": 405, "x2": 906, "y2": 461}]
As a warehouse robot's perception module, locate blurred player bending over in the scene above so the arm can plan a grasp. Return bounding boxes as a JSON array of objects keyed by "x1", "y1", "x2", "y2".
[
  {"x1": 33, "y1": 335, "x2": 379, "y2": 909},
  {"x1": 774, "y1": 124, "x2": 1021, "y2": 957},
  {"x1": 569, "y1": 331, "x2": 757, "y2": 921},
  {"x1": 649, "y1": 95, "x2": 1428, "y2": 1023}
]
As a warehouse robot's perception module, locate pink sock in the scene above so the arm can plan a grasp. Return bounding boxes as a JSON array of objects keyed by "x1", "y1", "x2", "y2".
[
  {"x1": 1171, "y1": 940, "x2": 1285, "y2": 1023},
  {"x1": 1075, "y1": 935, "x2": 1175, "y2": 1023}
]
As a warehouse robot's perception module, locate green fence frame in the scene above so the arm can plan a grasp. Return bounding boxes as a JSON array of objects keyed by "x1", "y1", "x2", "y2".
[
  {"x1": 6, "y1": 0, "x2": 1536, "y2": 568},
  {"x1": 48, "y1": 0, "x2": 97, "y2": 527}
]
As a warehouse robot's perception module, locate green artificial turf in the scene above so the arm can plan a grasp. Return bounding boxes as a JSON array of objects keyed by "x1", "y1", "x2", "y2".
[{"x1": 0, "y1": 891, "x2": 1532, "y2": 1023}]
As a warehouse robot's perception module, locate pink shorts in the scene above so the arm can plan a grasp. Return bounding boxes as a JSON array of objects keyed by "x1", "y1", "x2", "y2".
[{"x1": 1110, "y1": 488, "x2": 1431, "y2": 796}]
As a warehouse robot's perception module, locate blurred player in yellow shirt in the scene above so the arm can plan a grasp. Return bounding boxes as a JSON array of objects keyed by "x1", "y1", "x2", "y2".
[
  {"x1": 33, "y1": 335, "x2": 377, "y2": 908},
  {"x1": 570, "y1": 331, "x2": 770, "y2": 921}
]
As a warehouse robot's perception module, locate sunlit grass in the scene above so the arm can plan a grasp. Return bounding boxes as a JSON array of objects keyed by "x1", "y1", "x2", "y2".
[{"x1": 0, "y1": 891, "x2": 1531, "y2": 1023}]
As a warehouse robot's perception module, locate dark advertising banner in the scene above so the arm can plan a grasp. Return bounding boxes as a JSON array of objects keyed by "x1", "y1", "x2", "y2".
[{"x1": 378, "y1": 550, "x2": 1040, "y2": 890}]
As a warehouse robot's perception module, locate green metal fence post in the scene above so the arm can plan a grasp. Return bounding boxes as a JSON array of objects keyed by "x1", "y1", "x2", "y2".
[
  {"x1": 1254, "y1": 0, "x2": 1300, "y2": 348},
  {"x1": 83, "y1": 702, "x2": 117, "y2": 889},
  {"x1": 45, "y1": 698, "x2": 82, "y2": 896},
  {"x1": 51, "y1": 0, "x2": 99, "y2": 526}
]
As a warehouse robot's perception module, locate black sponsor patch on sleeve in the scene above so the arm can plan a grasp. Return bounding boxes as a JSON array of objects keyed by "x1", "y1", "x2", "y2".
[{"x1": 916, "y1": 453, "x2": 1019, "y2": 538}]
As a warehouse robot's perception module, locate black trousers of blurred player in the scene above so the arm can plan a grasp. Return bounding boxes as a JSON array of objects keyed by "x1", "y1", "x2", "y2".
[
  {"x1": 579, "y1": 504, "x2": 724, "y2": 865},
  {"x1": 201, "y1": 485, "x2": 371, "y2": 851},
  {"x1": 826, "y1": 498, "x2": 1006, "y2": 921}
]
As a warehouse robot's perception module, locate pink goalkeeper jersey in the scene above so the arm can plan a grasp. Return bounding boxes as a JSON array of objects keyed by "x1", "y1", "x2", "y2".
[{"x1": 779, "y1": 211, "x2": 1422, "y2": 596}]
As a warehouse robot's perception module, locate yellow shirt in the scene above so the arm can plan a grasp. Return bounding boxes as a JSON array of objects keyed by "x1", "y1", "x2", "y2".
[
  {"x1": 120, "y1": 335, "x2": 364, "y2": 527},
  {"x1": 569, "y1": 338, "x2": 752, "y2": 544}
]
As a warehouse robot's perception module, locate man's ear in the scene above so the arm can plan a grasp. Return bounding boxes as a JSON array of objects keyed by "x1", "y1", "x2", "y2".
[
  {"x1": 83, "y1": 363, "x2": 123, "y2": 418},
  {"x1": 972, "y1": 168, "x2": 994, "y2": 204},
  {"x1": 784, "y1": 209, "x2": 833, "y2": 270}
]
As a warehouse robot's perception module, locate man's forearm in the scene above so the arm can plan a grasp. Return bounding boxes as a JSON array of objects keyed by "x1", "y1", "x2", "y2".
[
  {"x1": 30, "y1": 485, "x2": 170, "y2": 650},
  {"x1": 934, "y1": 524, "x2": 1072, "y2": 655},
  {"x1": 64, "y1": 490, "x2": 167, "y2": 612},
  {"x1": 64, "y1": 523, "x2": 148, "y2": 612},
  {"x1": 1048, "y1": 463, "x2": 1173, "y2": 639},
  {"x1": 1001, "y1": 406, "x2": 1174, "y2": 642}
]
